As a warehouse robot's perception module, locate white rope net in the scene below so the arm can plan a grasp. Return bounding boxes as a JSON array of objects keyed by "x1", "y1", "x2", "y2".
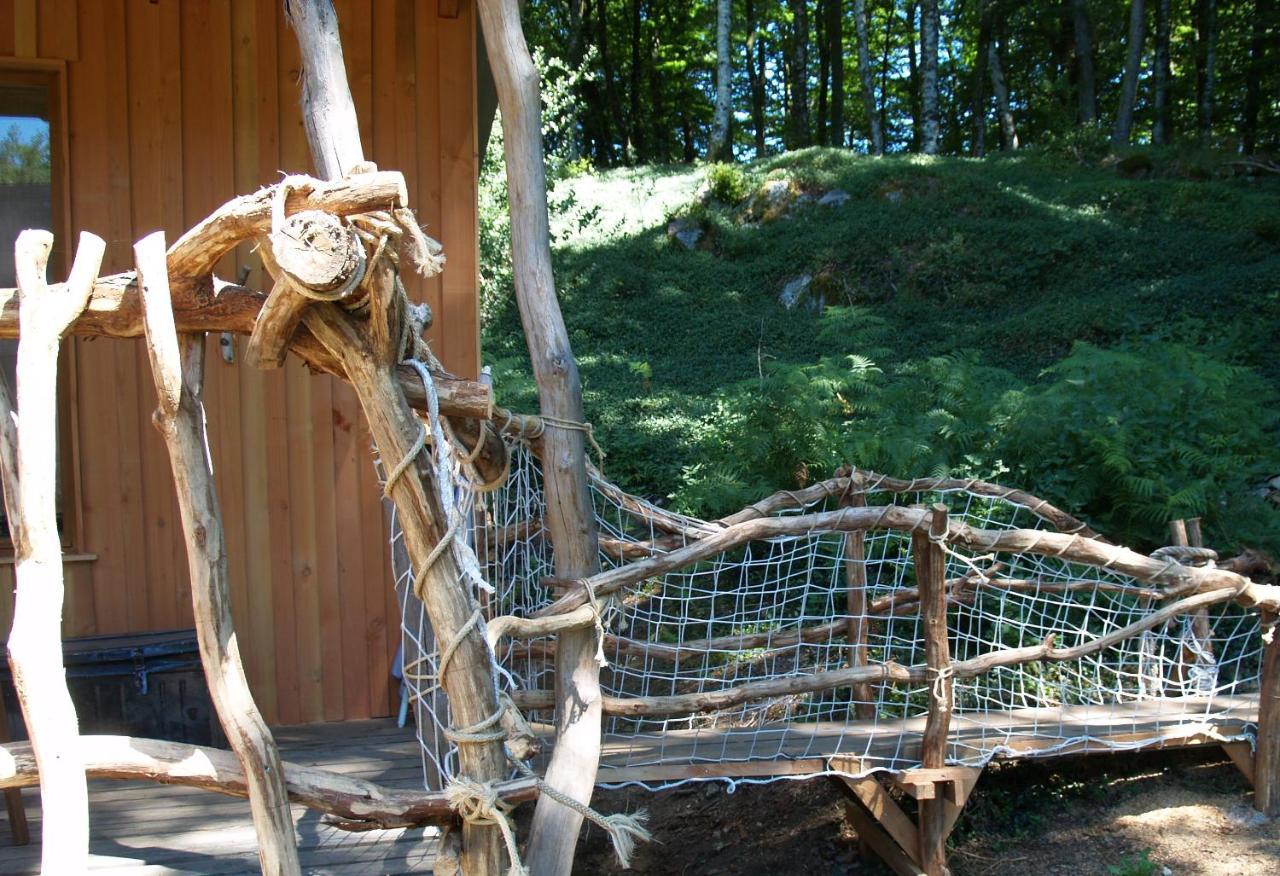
[{"x1": 395, "y1": 439, "x2": 1262, "y2": 792}]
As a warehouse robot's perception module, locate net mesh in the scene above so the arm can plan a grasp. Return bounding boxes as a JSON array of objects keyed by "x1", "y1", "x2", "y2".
[{"x1": 395, "y1": 439, "x2": 1262, "y2": 792}]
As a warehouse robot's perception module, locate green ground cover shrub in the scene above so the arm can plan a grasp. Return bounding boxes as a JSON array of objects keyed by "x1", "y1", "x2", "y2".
[{"x1": 480, "y1": 148, "x2": 1280, "y2": 554}]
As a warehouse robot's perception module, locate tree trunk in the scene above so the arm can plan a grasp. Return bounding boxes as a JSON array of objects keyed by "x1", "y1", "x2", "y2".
[
  {"x1": 1152, "y1": 0, "x2": 1171, "y2": 144},
  {"x1": 990, "y1": 31, "x2": 1018, "y2": 150},
  {"x1": 1072, "y1": 0, "x2": 1097, "y2": 124},
  {"x1": 475, "y1": 2, "x2": 604, "y2": 875},
  {"x1": 919, "y1": 0, "x2": 940, "y2": 154},
  {"x1": 745, "y1": 0, "x2": 768, "y2": 157},
  {"x1": 972, "y1": 0, "x2": 992, "y2": 156},
  {"x1": 828, "y1": 0, "x2": 844, "y2": 147},
  {"x1": 0, "y1": 230, "x2": 103, "y2": 875},
  {"x1": 135, "y1": 232, "x2": 301, "y2": 876},
  {"x1": 855, "y1": 0, "x2": 883, "y2": 154},
  {"x1": 879, "y1": 6, "x2": 893, "y2": 145},
  {"x1": 784, "y1": 0, "x2": 811, "y2": 149},
  {"x1": 709, "y1": 0, "x2": 733, "y2": 160},
  {"x1": 1196, "y1": 0, "x2": 1217, "y2": 144},
  {"x1": 816, "y1": 0, "x2": 830, "y2": 146},
  {"x1": 1242, "y1": 0, "x2": 1272, "y2": 154},
  {"x1": 1112, "y1": 0, "x2": 1146, "y2": 145},
  {"x1": 627, "y1": 0, "x2": 644, "y2": 160},
  {"x1": 596, "y1": 0, "x2": 626, "y2": 164},
  {"x1": 906, "y1": 2, "x2": 922, "y2": 151}
]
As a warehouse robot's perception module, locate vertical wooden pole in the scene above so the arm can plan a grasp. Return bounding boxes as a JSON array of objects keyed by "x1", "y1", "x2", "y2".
[
  {"x1": 1169, "y1": 518, "x2": 1216, "y2": 693},
  {"x1": 1256, "y1": 611, "x2": 1280, "y2": 816},
  {"x1": 0, "y1": 230, "x2": 104, "y2": 875},
  {"x1": 476, "y1": 1, "x2": 604, "y2": 874},
  {"x1": 841, "y1": 484, "x2": 875, "y2": 720},
  {"x1": 284, "y1": 3, "x2": 507, "y2": 872},
  {"x1": 911, "y1": 503, "x2": 952, "y2": 876},
  {"x1": 136, "y1": 232, "x2": 302, "y2": 876}
]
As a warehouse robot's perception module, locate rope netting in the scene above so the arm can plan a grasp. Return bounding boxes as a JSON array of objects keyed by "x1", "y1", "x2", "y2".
[{"x1": 394, "y1": 438, "x2": 1262, "y2": 793}]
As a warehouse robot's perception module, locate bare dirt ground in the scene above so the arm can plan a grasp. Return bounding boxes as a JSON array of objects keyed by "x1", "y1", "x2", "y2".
[{"x1": 549, "y1": 748, "x2": 1278, "y2": 875}]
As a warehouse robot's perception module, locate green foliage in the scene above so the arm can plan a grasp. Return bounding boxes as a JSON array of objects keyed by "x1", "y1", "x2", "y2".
[
  {"x1": 1000, "y1": 342, "x2": 1280, "y2": 550},
  {"x1": 1108, "y1": 849, "x2": 1159, "y2": 876},
  {"x1": 482, "y1": 149, "x2": 1280, "y2": 556},
  {"x1": 704, "y1": 162, "x2": 751, "y2": 204},
  {"x1": 0, "y1": 124, "x2": 49, "y2": 184}
]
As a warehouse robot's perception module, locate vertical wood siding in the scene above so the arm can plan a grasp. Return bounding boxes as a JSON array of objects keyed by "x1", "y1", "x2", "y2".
[{"x1": 0, "y1": 0, "x2": 480, "y2": 724}]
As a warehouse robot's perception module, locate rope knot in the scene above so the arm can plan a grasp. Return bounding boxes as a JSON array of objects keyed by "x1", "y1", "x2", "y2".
[{"x1": 444, "y1": 777, "x2": 528, "y2": 876}]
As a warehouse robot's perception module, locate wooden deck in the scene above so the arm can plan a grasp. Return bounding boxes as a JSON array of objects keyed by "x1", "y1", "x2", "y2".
[
  {"x1": 0, "y1": 720, "x2": 440, "y2": 875},
  {"x1": 0, "y1": 695, "x2": 1258, "y2": 873}
]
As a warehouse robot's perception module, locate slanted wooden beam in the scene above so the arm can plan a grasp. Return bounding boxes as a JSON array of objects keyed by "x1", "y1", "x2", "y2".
[
  {"x1": 285, "y1": 3, "x2": 508, "y2": 873},
  {"x1": 136, "y1": 231, "x2": 301, "y2": 876},
  {"x1": 0, "y1": 230, "x2": 105, "y2": 874}
]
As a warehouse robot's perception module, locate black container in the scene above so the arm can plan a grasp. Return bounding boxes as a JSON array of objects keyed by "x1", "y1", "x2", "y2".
[{"x1": 2, "y1": 629, "x2": 225, "y2": 747}]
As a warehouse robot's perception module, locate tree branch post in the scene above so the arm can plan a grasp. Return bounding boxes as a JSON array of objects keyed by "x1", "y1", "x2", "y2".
[
  {"x1": 476, "y1": 0, "x2": 606, "y2": 872},
  {"x1": 135, "y1": 231, "x2": 302, "y2": 875},
  {"x1": 0, "y1": 229, "x2": 104, "y2": 874}
]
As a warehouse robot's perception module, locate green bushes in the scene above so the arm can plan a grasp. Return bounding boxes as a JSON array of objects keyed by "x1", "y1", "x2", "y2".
[
  {"x1": 480, "y1": 149, "x2": 1280, "y2": 555},
  {"x1": 704, "y1": 162, "x2": 750, "y2": 204}
]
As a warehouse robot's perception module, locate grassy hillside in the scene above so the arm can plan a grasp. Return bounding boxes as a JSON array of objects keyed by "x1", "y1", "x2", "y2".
[{"x1": 480, "y1": 148, "x2": 1280, "y2": 553}]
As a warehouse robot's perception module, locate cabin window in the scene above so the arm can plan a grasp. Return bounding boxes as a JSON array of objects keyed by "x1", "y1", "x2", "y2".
[{"x1": 0, "y1": 68, "x2": 72, "y2": 546}]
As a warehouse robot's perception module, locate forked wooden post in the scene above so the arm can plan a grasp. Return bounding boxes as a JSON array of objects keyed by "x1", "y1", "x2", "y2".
[
  {"x1": 911, "y1": 503, "x2": 953, "y2": 876},
  {"x1": 840, "y1": 481, "x2": 875, "y2": 720},
  {"x1": 0, "y1": 230, "x2": 104, "y2": 874},
  {"x1": 476, "y1": 0, "x2": 605, "y2": 873},
  {"x1": 135, "y1": 232, "x2": 301, "y2": 875}
]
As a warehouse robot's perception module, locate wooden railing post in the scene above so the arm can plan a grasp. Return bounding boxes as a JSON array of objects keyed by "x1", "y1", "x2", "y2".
[
  {"x1": 911, "y1": 502, "x2": 953, "y2": 876},
  {"x1": 1257, "y1": 610, "x2": 1280, "y2": 816},
  {"x1": 839, "y1": 477, "x2": 875, "y2": 720},
  {"x1": 1170, "y1": 518, "x2": 1216, "y2": 694}
]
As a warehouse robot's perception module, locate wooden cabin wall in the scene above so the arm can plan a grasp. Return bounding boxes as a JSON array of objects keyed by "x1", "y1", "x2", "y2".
[{"x1": 0, "y1": 0, "x2": 481, "y2": 725}]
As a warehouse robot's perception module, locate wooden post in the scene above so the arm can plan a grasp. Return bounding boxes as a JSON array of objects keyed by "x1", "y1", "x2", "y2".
[
  {"x1": 911, "y1": 503, "x2": 953, "y2": 876},
  {"x1": 135, "y1": 232, "x2": 302, "y2": 876},
  {"x1": 283, "y1": 3, "x2": 508, "y2": 873},
  {"x1": 841, "y1": 484, "x2": 875, "y2": 720},
  {"x1": 1256, "y1": 610, "x2": 1280, "y2": 816},
  {"x1": 1169, "y1": 518, "x2": 1216, "y2": 694},
  {"x1": 476, "y1": 1, "x2": 604, "y2": 873},
  {"x1": 0, "y1": 229, "x2": 103, "y2": 874}
]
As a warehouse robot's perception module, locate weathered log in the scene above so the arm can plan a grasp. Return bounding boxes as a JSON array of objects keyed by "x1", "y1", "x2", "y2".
[
  {"x1": 913, "y1": 504, "x2": 951, "y2": 876},
  {"x1": 136, "y1": 232, "x2": 301, "y2": 875},
  {"x1": 0, "y1": 230, "x2": 105, "y2": 874},
  {"x1": 306, "y1": 304, "x2": 511, "y2": 873},
  {"x1": 1257, "y1": 612, "x2": 1280, "y2": 815},
  {"x1": 285, "y1": 2, "x2": 507, "y2": 871},
  {"x1": 511, "y1": 588, "x2": 1243, "y2": 718},
  {"x1": 841, "y1": 485, "x2": 875, "y2": 719},
  {"x1": 477, "y1": 0, "x2": 605, "y2": 872},
  {"x1": 0, "y1": 735, "x2": 539, "y2": 829},
  {"x1": 536, "y1": 505, "x2": 1280, "y2": 620},
  {"x1": 166, "y1": 170, "x2": 405, "y2": 280}
]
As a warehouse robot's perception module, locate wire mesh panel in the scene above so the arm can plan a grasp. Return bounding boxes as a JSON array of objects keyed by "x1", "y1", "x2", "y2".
[{"x1": 396, "y1": 439, "x2": 1262, "y2": 792}]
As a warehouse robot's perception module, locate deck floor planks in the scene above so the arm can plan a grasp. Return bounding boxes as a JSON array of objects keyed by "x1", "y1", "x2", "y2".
[{"x1": 0, "y1": 696, "x2": 1257, "y2": 873}]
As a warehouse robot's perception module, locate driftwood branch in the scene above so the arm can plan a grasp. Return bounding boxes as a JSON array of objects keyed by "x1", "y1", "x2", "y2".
[
  {"x1": 136, "y1": 232, "x2": 301, "y2": 875},
  {"x1": 0, "y1": 735, "x2": 538, "y2": 830},
  {"x1": 0, "y1": 229, "x2": 105, "y2": 874},
  {"x1": 512, "y1": 588, "x2": 1247, "y2": 718},
  {"x1": 536, "y1": 505, "x2": 1280, "y2": 620},
  {"x1": 477, "y1": 0, "x2": 605, "y2": 871}
]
